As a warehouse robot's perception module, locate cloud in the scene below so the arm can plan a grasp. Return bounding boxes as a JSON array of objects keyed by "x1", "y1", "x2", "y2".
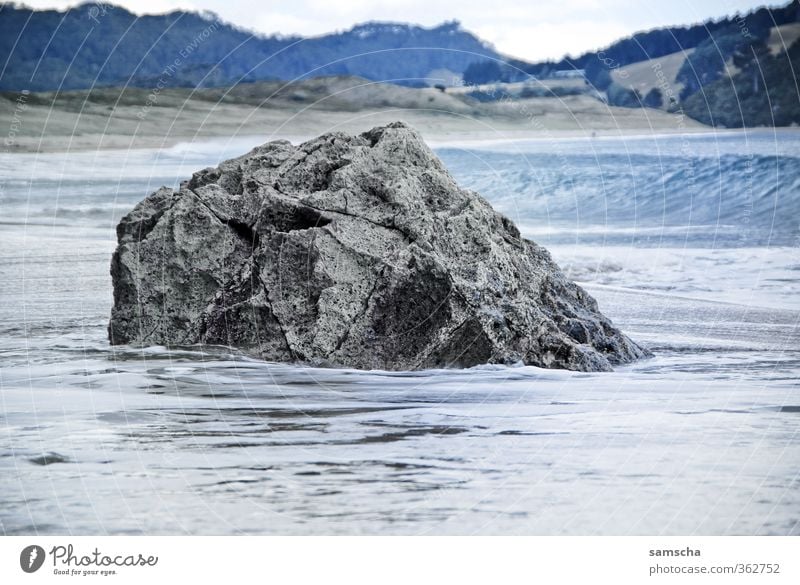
[
  {"x1": 20, "y1": 0, "x2": 770, "y2": 62},
  {"x1": 473, "y1": 20, "x2": 632, "y2": 61}
]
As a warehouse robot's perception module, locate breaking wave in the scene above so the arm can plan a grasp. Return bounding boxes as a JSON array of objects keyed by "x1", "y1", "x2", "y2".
[{"x1": 438, "y1": 130, "x2": 800, "y2": 246}]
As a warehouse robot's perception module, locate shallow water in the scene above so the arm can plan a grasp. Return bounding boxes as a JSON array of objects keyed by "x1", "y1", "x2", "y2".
[{"x1": 1, "y1": 130, "x2": 798, "y2": 535}]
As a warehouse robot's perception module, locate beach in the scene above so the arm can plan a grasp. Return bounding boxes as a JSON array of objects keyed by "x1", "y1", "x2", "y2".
[
  {"x1": 2, "y1": 78, "x2": 708, "y2": 153},
  {"x1": 1, "y1": 129, "x2": 798, "y2": 534}
]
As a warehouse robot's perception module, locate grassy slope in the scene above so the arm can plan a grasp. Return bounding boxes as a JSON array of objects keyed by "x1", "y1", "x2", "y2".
[
  {"x1": 611, "y1": 49, "x2": 694, "y2": 107},
  {"x1": 610, "y1": 22, "x2": 800, "y2": 111}
]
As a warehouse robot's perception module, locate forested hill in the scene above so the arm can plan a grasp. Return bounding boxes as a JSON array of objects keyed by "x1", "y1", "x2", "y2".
[
  {"x1": 3, "y1": 1, "x2": 800, "y2": 127},
  {"x1": 461, "y1": 1, "x2": 800, "y2": 128},
  {"x1": 0, "y1": 3, "x2": 501, "y2": 91}
]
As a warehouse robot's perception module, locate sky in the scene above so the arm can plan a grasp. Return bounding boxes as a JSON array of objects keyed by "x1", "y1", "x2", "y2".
[{"x1": 19, "y1": 0, "x2": 777, "y2": 61}]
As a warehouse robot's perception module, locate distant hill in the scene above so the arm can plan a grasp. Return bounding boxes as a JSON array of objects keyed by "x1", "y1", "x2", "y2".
[
  {"x1": 0, "y1": 3, "x2": 501, "y2": 91},
  {"x1": 461, "y1": 1, "x2": 800, "y2": 127},
  {"x1": 3, "y1": 2, "x2": 799, "y2": 127},
  {"x1": 605, "y1": 20, "x2": 800, "y2": 127},
  {"x1": 682, "y1": 35, "x2": 800, "y2": 127}
]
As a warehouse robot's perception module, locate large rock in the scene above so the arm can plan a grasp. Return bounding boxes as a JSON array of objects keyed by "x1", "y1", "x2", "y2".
[{"x1": 109, "y1": 122, "x2": 650, "y2": 371}]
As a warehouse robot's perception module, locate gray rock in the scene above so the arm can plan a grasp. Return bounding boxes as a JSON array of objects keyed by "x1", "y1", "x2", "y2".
[{"x1": 109, "y1": 122, "x2": 650, "y2": 372}]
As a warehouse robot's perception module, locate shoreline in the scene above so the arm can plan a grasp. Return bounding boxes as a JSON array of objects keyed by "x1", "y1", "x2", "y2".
[
  {"x1": 2, "y1": 83, "x2": 716, "y2": 153},
  {"x1": 5, "y1": 123, "x2": 792, "y2": 155},
  {"x1": 4, "y1": 78, "x2": 796, "y2": 154},
  {"x1": 4, "y1": 121, "x2": 718, "y2": 154}
]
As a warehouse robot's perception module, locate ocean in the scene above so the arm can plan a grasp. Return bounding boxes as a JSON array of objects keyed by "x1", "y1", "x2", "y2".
[{"x1": 1, "y1": 129, "x2": 798, "y2": 535}]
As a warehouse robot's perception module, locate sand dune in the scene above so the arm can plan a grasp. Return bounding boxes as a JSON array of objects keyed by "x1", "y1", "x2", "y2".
[{"x1": 1, "y1": 76, "x2": 708, "y2": 153}]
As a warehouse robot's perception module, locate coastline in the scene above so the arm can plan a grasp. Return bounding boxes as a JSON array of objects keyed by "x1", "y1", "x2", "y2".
[{"x1": 2, "y1": 85, "x2": 713, "y2": 153}]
